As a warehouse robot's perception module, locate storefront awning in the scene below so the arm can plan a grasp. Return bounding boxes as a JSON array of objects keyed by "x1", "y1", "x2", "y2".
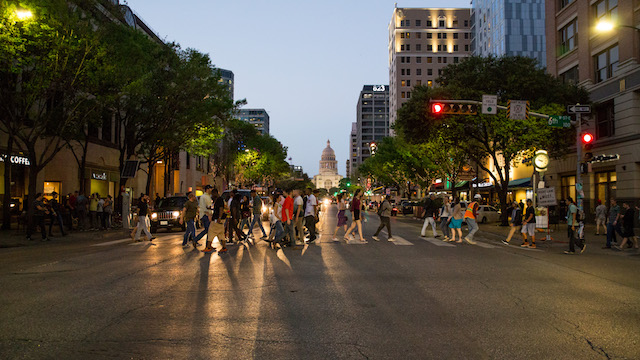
[
  {"x1": 508, "y1": 177, "x2": 532, "y2": 189},
  {"x1": 454, "y1": 181, "x2": 468, "y2": 189}
]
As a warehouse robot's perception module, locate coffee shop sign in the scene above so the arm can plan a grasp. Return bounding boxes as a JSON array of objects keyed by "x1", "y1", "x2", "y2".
[
  {"x1": 0, "y1": 154, "x2": 30, "y2": 165},
  {"x1": 92, "y1": 172, "x2": 107, "y2": 180}
]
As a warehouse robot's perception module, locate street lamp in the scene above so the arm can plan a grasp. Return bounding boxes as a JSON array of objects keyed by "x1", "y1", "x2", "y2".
[
  {"x1": 14, "y1": 9, "x2": 34, "y2": 21},
  {"x1": 595, "y1": 19, "x2": 640, "y2": 33}
]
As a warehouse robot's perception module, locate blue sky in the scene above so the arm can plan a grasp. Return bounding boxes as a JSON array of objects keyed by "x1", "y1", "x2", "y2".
[{"x1": 125, "y1": 0, "x2": 472, "y2": 177}]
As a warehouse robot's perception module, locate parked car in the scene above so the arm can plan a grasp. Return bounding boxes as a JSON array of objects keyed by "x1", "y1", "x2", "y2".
[
  {"x1": 400, "y1": 200, "x2": 415, "y2": 215},
  {"x1": 478, "y1": 205, "x2": 500, "y2": 223},
  {"x1": 149, "y1": 196, "x2": 188, "y2": 233}
]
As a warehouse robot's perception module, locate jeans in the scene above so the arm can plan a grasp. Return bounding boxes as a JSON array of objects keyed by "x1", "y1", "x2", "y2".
[
  {"x1": 249, "y1": 213, "x2": 267, "y2": 237},
  {"x1": 465, "y1": 217, "x2": 479, "y2": 240},
  {"x1": 439, "y1": 216, "x2": 450, "y2": 238},
  {"x1": 274, "y1": 221, "x2": 285, "y2": 244},
  {"x1": 135, "y1": 215, "x2": 153, "y2": 240},
  {"x1": 373, "y1": 216, "x2": 391, "y2": 237},
  {"x1": 284, "y1": 220, "x2": 295, "y2": 244},
  {"x1": 421, "y1": 216, "x2": 437, "y2": 237},
  {"x1": 195, "y1": 215, "x2": 210, "y2": 241},
  {"x1": 228, "y1": 218, "x2": 246, "y2": 242},
  {"x1": 606, "y1": 222, "x2": 623, "y2": 247},
  {"x1": 182, "y1": 219, "x2": 196, "y2": 245},
  {"x1": 27, "y1": 214, "x2": 47, "y2": 240},
  {"x1": 568, "y1": 225, "x2": 584, "y2": 252},
  {"x1": 48, "y1": 212, "x2": 66, "y2": 236},
  {"x1": 305, "y1": 215, "x2": 317, "y2": 240}
]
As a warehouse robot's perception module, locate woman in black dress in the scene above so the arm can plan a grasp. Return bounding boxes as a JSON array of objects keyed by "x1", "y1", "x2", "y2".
[{"x1": 615, "y1": 202, "x2": 638, "y2": 250}]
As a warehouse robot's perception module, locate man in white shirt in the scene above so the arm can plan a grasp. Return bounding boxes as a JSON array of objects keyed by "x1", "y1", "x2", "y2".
[
  {"x1": 293, "y1": 189, "x2": 305, "y2": 245},
  {"x1": 194, "y1": 185, "x2": 213, "y2": 244},
  {"x1": 304, "y1": 188, "x2": 318, "y2": 243}
]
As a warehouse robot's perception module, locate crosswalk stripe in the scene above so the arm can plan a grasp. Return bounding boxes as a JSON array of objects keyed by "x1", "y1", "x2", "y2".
[
  {"x1": 92, "y1": 239, "x2": 131, "y2": 246},
  {"x1": 390, "y1": 235, "x2": 413, "y2": 246},
  {"x1": 420, "y1": 237, "x2": 456, "y2": 247},
  {"x1": 471, "y1": 241, "x2": 497, "y2": 249}
]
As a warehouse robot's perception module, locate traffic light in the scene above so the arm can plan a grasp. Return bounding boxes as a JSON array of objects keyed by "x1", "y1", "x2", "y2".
[
  {"x1": 429, "y1": 101, "x2": 477, "y2": 115},
  {"x1": 582, "y1": 132, "x2": 594, "y2": 162}
]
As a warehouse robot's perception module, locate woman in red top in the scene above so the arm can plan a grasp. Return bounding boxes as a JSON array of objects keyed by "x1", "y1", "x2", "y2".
[{"x1": 344, "y1": 189, "x2": 366, "y2": 243}]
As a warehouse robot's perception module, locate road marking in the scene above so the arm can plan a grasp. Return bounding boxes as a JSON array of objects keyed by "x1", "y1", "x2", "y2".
[
  {"x1": 419, "y1": 237, "x2": 456, "y2": 247},
  {"x1": 92, "y1": 238, "x2": 132, "y2": 247},
  {"x1": 471, "y1": 241, "x2": 497, "y2": 249},
  {"x1": 390, "y1": 235, "x2": 413, "y2": 246}
]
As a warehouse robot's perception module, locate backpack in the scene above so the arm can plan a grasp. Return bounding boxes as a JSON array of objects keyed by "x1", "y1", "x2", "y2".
[{"x1": 377, "y1": 201, "x2": 384, "y2": 216}]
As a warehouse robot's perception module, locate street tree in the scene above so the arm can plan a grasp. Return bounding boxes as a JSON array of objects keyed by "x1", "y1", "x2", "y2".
[{"x1": 395, "y1": 56, "x2": 590, "y2": 223}]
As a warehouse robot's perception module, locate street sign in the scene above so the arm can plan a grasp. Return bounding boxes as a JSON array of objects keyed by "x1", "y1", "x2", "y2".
[
  {"x1": 508, "y1": 100, "x2": 529, "y2": 120},
  {"x1": 567, "y1": 104, "x2": 591, "y2": 114},
  {"x1": 537, "y1": 187, "x2": 557, "y2": 207},
  {"x1": 548, "y1": 115, "x2": 571, "y2": 128},
  {"x1": 482, "y1": 94, "x2": 497, "y2": 115}
]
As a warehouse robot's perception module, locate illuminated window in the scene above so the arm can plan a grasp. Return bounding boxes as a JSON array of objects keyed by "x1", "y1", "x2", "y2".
[
  {"x1": 401, "y1": 33, "x2": 405, "y2": 39},
  {"x1": 427, "y1": 80, "x2": 433, "y2": 87},
  {"x1": 401, "y1": 92, "x2": 406, "y2": 98},
  {"x1": 401, "y1": 80, "x2": 406, "y2": 86},
  {"x1": 427, "y1": 57, "x2": 432, "y2": 63}
]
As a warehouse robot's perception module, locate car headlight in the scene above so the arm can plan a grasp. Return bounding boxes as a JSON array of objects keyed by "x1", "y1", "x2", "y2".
[
  {"x1": 9, "y1": 203, "x2": 15, "y2": 208},
  {"x1": 324, "y1": 199, "x2": 330, "y2": 206},
  {"x1": 172, "y1": 211, "x2": 180, "y2": 218},
  {"x1": 262, "y1": 206, "x2": 267, "y2": 213},
  {"x1": 151, "y1": 213, "x2": 158, "y2": 219}
]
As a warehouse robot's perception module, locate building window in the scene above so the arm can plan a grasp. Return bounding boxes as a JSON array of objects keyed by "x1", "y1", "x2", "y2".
[
  {"x1": 464, "y1": 20, "x2": 469, "y2": 27},
  {"x1": 465, "y1": 44, "x2": 469, "y2": 51},
  {"x1": 401, "y1": 80, "x2": 406, "y2": 87},
  {"x1": 437, "y1": 57, "x2": 442, "y2": 63},
  {"x1": 427, "y1": 69, "x2": 432, "y2": 75},
  {"x1": 596, "y1": 100, "x2": 615, "y2": 138},
  {"x1": 427, "y1": 44, "x2": 433, "y2": 51},
  {"x1": 407, "y1": 91, "x2": 411, "y2": 98},
  {"x1": 442, "y1": 33, "x2": 447, "y2": 39},
  {"x1": 406, "y1": 44, "x2": 411, "y2": 51},
  {"x1": 427, "y1": 20, "x2": 432, "y2": 27},
  {"x1": 453, "y1": 20, "x2": 458, "y2": 27},
  {"x1": 443, "y1": 57, "x2": 448, "y2": 63},
  {"x1": 561, "y1": 175, "x2": 576, "y2": 201},
  {"x1": 416, "y1": 80, "x2": 422, "y2": 86},
  {"x1": 464, "y1": 32, "x2": 469, "y2": 39},
  {"x1": 453, "y1": 33, "x2": 458, "y2": 39},
  {"x1": 438, "y1": 45, "x2": 442, "y2": 51},
  {"x1": 453, "y1": 45, "x2": 459, "y2": 51},
  {"x1": 427, "y1": 80, "x2": 433, "y2": 87},
  {"x1": 407, "y1": 80, "x2": 411, "y2": 87},
  {"x1": 439, "y1": 20, "x2": 445, "y2": 27},
  {"x1": 416, "y1": 32, "x2": 421, "y2": 39},
  {"x1": 407, "y1": 69, "x2": 411, "y2": 75},
  {"x1": 400, "y1": 44, "x2": 405, "y2": 51},
  {"x1": 594, "y1": 44, "x2": 618, "y2": 83},
  {"x1": 453, "y1": 57, "x2": 459, "y2": 63},
  {"x1": 401, "y1": 92, "x2": 406, "y2": 98},
  {"x1": 417, "y1": 69, "x2": 422, "y2": 75},
  {"x1": 559, "y1": 19, "x2": 578, "y2": 56},
  {"x1": 559, "y1": 0, "x2": 574, "y2": 9},
  {"x1": 416, "y1": 57, "x2": 422, "y2": 63},
  {"x1": 559, "y1": 65, "x2": 579, "y2": 84},
  {"x1": 593, "y1": 0, "x2": 618, "y2": 23},
  {"x1": 595, "y1": 171, "x2": 616, "y2": 206},
  {"x1": 416, "y1": 44, "x2": 422, "y2": 51},
  {"x1": 401, "y1": 57, "x2": 405, "y2": 63},
  {"x1": 427, "y1": 33, "x2": 432, "y2": 39},
  {"x1": 427, "y1": 57, "x2": 432, "y2": 63},
  {"x1": 401, "y1": 69, "x2": 405, "y2": 75},
  {"x1": 438, "y1": 33, "x2": 442, "y2": 39},
  {"x1": 407, "y1": 57, "x2": 411, "y2": 63},
  {"x1": 401, "y1": 33, "x2": 405, "y2": 39}
]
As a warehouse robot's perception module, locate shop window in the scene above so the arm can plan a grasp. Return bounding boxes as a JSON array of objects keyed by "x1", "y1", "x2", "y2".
[
  {"x1": 44, "y1": 181, "x2": 61, "y2": 199},
  {"x1": 561, "y1": 175, "x2": 576, "y2": 201},
  {"x1": 595, "y1": 171, "x2": 616, "y2": 205}
]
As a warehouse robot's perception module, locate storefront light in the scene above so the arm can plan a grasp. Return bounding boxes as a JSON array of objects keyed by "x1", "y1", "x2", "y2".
[{"x1": 151, "y1": 213, "x2": 158, "y2": 219}]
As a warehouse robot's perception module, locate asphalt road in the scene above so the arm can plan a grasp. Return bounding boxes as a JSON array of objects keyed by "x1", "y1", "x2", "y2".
[{"x1": 0, "y1": 205, "x2": 638, "y2": 360}]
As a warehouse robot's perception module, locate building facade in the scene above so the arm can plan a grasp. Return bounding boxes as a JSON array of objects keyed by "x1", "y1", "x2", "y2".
[
  {"x1": 218, "y1": 68, "x2": 234, "y2": 100},
  {"x1": 355, "y1": 85, "x2": 389, "y2": 172},
  {"x1": 471, "y1": 0, "x2": 546, "y2": 66},
  {"x1": 237, "y1": 109, "x2": 270, "y2": 135},
  {"x1": 313, "y1": 140, "x2": 342, "y2": 190},
  {"x1": 545, "y1": 0, "x2": 640, "y2": 214},
  {"x1": 347, "y1": 122, "x2": 357, "y2": 179},
  {"x1": 388, "y1": 7, "x2": 473, "y2": 129}
]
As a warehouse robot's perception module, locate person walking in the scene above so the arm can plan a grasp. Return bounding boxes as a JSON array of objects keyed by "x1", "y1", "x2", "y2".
[
  {"x1": 229, "y1": 193, "x2": 249, "y2": 244},
  {"x1": 564, "y1": 197, "x2": 585, "y2": 255},
  {"x1": 502, "y1": 201, "x2": 522, "y2": 245},
  {"x1": 463, "y1": 194, "x2": 482, "y2": 244},
  {"x1": 26, "y1": 193, "x2": 49, "y2": 241},
  {"x1": 293, "y1": 189, "x2": 305, "y2": 245},
  {"x1": 179, "y1": 192, "x2": 199, "y2": 247},
  {"x1": 595, "y1": 200, "x2": 607, "y2": 236},
  {"x1": 238, "y1": 195, "x2": 251, "y2": 234},
  {"x1": 282, "y1": 189, "x2": 296, "y2": 248},
  {"x1": 614, "y1": 202, "x2": 638, "y2": 251},
  {"x1": 420, "y1": 194, "x2": 439, "y2": 238},
  {"x1": 194, "y1": 185, "x2": 214, "y2": 245},
  {"x1": 344, "y1": 189, "x2": 366, "y2": 243},
  {"x1": 448, "y1": 198, "x2": 464, "y2": 243},
  {"x1": 134, "y1": 194, "x2": 155, "y2": 242},
  {"x1": 304, "y1": 188, "x2": 318, "y2": 243},
  {"x1": 247, "y1": 190, "x2": 268, "y2": 240},
  {"x1": 76, "y1": 192, "x2": 88, "y2": 231},
  {"x1": 103, "y1": 195, "x2": 113, "y2": 229},
  {"x1": 202, "y1": 189, "x2": 228, "y2": 254},
  {"x1": 520, "y1": 199, "x2": 537, "y2": 248},
  {"x1": 439, "y1": 196, "x2": 452, "y2": 241},
  {"x1": 97, "y1": 195, "x2": 105, "y2": 230},
  {"x1": 332, "y1": 193, "x2": 348, "y2": 241},
  {"x1": 604, "y1": 198, "x2": 622, "y2": 249},
  {"x1": 269, "y1": 192, "x2": 286, "y2": 249},
  {"x1": 89, "y1": 193, "x2": 99, "y2": 230},
  {"x1": 372, "y1": 195, "x2": 394, "y2": 242},
  {"x1": 47, "y1": 192, "x2": 67, "y2": 237}
]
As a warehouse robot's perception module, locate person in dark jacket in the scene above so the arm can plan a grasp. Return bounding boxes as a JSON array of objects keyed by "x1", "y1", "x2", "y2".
[
  {"x1": 502, "y1": 200, "x2": 523, "y2": 245},
  {"x1": 615, "y1": 202, "x2": 638, "y2": 250},
  {"x1": 372, "y1": 195, "x2": 394, "y2": 242},
  {"x1": 228, "y1": 193, "x2": 247, "y2": 244}
]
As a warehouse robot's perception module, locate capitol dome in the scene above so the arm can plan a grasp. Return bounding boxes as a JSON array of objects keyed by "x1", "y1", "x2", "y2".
[
  {"x1": 319, "y1": 140, "x2": 337, "y2": 175},
  {"x1": 321, "y1": 140, "x2": 336, "y2": 160}
]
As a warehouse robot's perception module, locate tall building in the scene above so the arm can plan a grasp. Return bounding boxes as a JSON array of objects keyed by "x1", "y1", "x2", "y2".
[
  {"x1": 545, "y1": 0, "x2": 640, "y2": 213},
  {"x1": 347, "y1": 122, "x2": 357, "y2": 178},
  {"x1": 218, "y1": 68, "x2": 234, "y2": 100},
  {"x1": 471, "y1": 0, "x2": 546, "y2": 67},
  {"x1": 388, "y1": 7, "x2": 472, "y2": 129},
  {"x1": 313, "y1": 140, "x2": 343, "y2": 190},
  {"x1": 355, "y1": 85, "x2": 389, "y2": 171},
  {"x1": 237, "y1": 109, "x2": 270, "y2": 135}
]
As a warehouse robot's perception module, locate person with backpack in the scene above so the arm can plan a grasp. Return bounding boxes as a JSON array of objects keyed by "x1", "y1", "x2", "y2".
[
  {"x1": 564, "y1": 197, "x2": 586, "y2": 254},
  {"x1": 372, "y1": 195, "x2": 393, "y2": 242},
  {"x1": 502, "y1": 200, "x2": 522, "y2": 245}
]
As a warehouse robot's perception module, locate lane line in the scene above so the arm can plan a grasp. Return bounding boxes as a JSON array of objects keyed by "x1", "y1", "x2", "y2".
[
  {"x1": 92, "y1": 239, "x2": 132, "y2": 247},
  {"x1": 419, "y1": 237, "x2": 456, "y2": 247}
]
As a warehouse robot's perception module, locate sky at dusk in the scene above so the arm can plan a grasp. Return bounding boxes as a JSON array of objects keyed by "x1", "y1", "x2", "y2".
[{"x1": 125, "y1": 0, "x2": 472, "y2": 177}]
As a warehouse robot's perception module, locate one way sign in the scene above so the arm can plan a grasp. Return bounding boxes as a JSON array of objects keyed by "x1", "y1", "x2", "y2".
[{"x1": 567, "y1": 104, "x2": 591, "y2": 114}]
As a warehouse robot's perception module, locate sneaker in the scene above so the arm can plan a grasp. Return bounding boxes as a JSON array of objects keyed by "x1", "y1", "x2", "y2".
[
  {"x1": 149, "y1": 237, "x2": 156, "y2": 241},
  {"x1": 501, "y1": 240, "x2": 510, "y2": 246},
  {"x1": 520, "y1": 242, "x2": 529, "y2": 247},
  {"x1": 204, "y1": 247, "x2": 216, "y2": 254},
  {"x1": 464, "y1": 237, "x2": 476, "y2": 245},
  {"x1": 580, "y1": 244, "x2": 587, "y2": 254},
  {"x1": 613, "y1": 246, "x2": 622, "y2": 251},
  {"x1": 332, "y1": 237, "x2": 338, "y2": 241},
  {"x1": 529, "y1": 243, "x2": 537, "y2": 249},
  {"x1": 387, "y1": 237, "x2": 395, "y2": 242},
  {"x1": 434, "y1": 235, "x2": 441, "y2": 238},
  {"x1": 260, "y1": 235, "x2": 268, "y2": 240},
  {"x1": 372, "y1": 236, "x2": 380, "y2": 241},
  {"x1": 420, "y1": 234, "x2": 426, "y2": 238},
  {"x1": 564, "y1": 251, "x2": 575, "y2": 255},
  {"x1": 306, "y1": 238, "x2": 316, "y2": 244}
]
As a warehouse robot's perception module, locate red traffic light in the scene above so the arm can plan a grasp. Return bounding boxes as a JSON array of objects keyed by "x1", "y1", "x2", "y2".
[
  {"x1": 431, "y1": 103, "x2": 443, "y2": 113},
  {"x1": 582, "y1": 133, "x2": 594, "y2": 144}
]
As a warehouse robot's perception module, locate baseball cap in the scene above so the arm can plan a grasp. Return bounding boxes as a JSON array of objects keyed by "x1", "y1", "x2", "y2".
[{"x1": 474, "y1": 194, "x2": 482, "y2": 200}]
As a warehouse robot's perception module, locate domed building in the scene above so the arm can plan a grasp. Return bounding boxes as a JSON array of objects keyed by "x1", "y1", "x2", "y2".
[{"x1": 313, "y1": 140, "x2": 343, "y2": 190}]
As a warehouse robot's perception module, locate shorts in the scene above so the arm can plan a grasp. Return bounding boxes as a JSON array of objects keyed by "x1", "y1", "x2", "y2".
[
  {"x1": 353, "y1": 210, "x2": 361, "y2": 221},
  {"x1": 449, "y1": 218, "x2": 462, "y2": 229},
  {"x1": 521, "y1": 223, "x2": 536, "y2": 236}
]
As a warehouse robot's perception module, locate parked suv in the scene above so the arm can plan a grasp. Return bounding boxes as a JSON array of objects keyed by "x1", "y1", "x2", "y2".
[{"x1": 149, "y1": 196, "x2": 188, "y2": 233}]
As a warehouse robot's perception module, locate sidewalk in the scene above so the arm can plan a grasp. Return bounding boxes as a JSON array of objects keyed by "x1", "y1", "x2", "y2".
[{"x1": 0, "y1": 226, "x2": 132, "y2": 249}]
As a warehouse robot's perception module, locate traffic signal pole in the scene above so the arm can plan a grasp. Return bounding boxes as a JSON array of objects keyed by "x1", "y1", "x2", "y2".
[{"x1": 576, "y1": 113, "x2": 583, "y2": 213}]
